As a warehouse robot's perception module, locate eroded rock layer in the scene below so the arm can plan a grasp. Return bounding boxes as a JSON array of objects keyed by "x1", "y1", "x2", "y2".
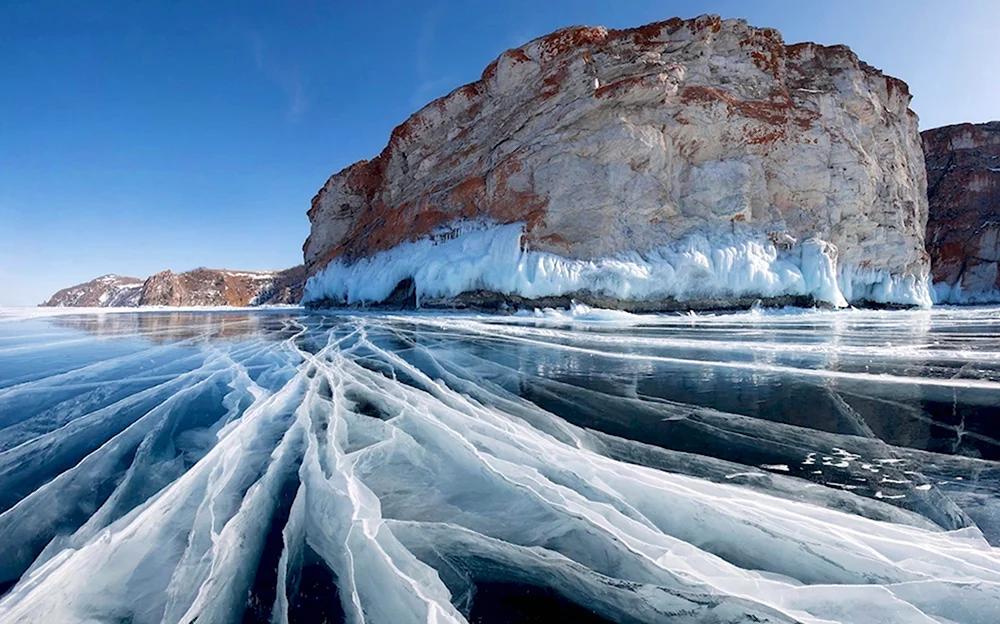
[
  {"x1": 304, "y1": 14, "x2": 930, "y2": 308},
  {"x1": 923, "y1": 122, "x2": 1000, "y2": 303}
]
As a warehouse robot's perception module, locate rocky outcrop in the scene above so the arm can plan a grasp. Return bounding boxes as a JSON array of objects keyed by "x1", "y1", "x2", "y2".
[
  {"x1": 256, "y1": 265, "x2": 308, "y2": 305},
  {"x1": 923, "y1": 122, "x2": 1000, "y2": 303},
  {"x1": 138, "y1": 267, "x2": 305, "y2": 307},
  {"x1": 41, "y1": 275, "x2": 144, "y2": 307},
  {"x1": 40, "y1": 267, "x2": 305, "y2": 308},
  {"x1": 303, "y1": 14, "x2": 931, "y2": 310}
]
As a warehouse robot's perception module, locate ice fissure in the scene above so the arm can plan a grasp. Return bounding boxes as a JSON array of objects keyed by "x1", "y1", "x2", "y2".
[{"x1": 2, "y1": 311, "x2": 999, "y2": 623}]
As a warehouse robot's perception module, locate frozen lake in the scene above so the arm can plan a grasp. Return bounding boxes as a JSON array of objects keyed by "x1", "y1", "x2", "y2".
[{"x1": 1, "y1": 305, "x2": 999, "y2": 623}]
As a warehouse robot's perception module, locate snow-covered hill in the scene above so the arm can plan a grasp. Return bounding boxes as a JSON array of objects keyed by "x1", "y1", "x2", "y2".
[{"x1": 41, "y1": 274, "x2": 144, "y2": 307}]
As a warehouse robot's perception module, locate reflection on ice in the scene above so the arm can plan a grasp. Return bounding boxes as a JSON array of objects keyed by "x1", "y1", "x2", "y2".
[{"x1": 0, "y1": 306, "x2": 999, "y2": 623}]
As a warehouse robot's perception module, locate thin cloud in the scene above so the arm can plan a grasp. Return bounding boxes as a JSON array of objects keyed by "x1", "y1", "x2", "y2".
[
  {"x1": 248, "y1": 30, "x2": 309, "y2": 122},
  {"x1": 416, "y1": 5, "x2": 444, "y2": 77},
  {"x1": 410, "y1": 5, "x2": 453, "y2": 109},
  {"x1": 411, "y1": 75, "x2": 459, "y2": 110}
]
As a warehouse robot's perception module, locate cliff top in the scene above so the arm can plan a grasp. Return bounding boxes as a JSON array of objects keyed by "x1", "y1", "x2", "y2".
[{"x1": 316, "y1": 14, "x2": 912, "y2": 190}]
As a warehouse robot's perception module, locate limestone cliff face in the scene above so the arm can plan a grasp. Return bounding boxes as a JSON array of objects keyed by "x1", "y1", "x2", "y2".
[
  {"x1": 304, "y1": 14, "x2": 930, "y2": 308},
  {"x1": 41, "y1": 267, "x2": 305, "y2": 308},
  {"x1": 41, "y1": 275, "x2": 144, "y2": 307},
  {"x1": 923, "y1": 122, "x2": 1000, "y2": 303}
]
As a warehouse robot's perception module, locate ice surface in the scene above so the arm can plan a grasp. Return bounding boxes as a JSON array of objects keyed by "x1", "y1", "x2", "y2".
[
  {"x1": 0, "y1": 307, "x2": 999, "y2": 623},
  {"x1": 303, "y1": 223, "x2": 923, "y2": 308},
  {"x1": 0, "y1": 305, "x2": 302, "y2": 324}
]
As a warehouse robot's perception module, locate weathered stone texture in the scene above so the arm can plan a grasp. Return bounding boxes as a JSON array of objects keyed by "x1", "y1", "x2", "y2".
[
  {"x1": 923, "y1": 122, "x2": 1000, "y2": 301},
  {"x1": 304, "y1": 15, "x2": 929, "y2": 291}
]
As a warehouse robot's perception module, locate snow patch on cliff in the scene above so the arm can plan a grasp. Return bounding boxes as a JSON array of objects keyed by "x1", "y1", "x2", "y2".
[{"x1": 302, "y1": 223, "x2": 902, "y2": 308}]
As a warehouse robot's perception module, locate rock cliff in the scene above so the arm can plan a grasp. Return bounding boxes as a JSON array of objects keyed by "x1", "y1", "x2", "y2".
[
  {"x1": 923, "y1": 122, "x2": 1000, "y2": 303},
  {"x1": 40, "y1": 266, "x2": 305, "y2": 308},
  {"x1": 303, "y1": 14, "x2": 931, "y2": 309}
]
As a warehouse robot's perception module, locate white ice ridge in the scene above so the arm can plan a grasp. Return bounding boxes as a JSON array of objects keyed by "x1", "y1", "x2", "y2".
[
  {"x1": 304, "y1": 222, "x2": 932, "y2": 308},
  {"x1": 1, "y1": 313, "x2": 1000, "y2": 622}
]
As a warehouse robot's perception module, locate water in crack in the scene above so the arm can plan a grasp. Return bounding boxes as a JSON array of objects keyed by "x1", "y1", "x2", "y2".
[{"x1": 0, "y1": 305, "x2": 999, "y2": 623}]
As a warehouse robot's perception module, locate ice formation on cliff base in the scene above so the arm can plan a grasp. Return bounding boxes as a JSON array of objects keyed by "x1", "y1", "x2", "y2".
[
  {"x1": 304, "y1": 223, "x2": 932, "y2": 309},
  {"x1": 932, "y1": 281, "x2": 1000, "y2": 305}
]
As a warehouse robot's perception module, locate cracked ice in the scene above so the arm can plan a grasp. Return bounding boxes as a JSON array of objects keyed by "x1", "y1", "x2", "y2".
[{"x1": 1, "y1": 306, "x2": 1000, "y2": 623}]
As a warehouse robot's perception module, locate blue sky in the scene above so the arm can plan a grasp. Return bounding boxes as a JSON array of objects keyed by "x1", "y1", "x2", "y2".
[{"x1": 2, "y1": 0, "x2": 998, "y2": 305}]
